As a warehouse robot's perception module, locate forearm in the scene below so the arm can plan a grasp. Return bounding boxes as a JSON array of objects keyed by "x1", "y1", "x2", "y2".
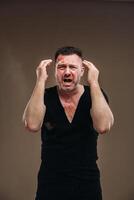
[
  {"x1": 22, "y1": 80, "x2": 46, "y2": 132},
  {"x1": 90, "y1": 82, "x2": 114, "y2": 134}
]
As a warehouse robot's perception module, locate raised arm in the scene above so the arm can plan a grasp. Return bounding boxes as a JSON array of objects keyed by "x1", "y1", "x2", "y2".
[
  {"x1": 22, "y1": 59, "x2": 52, "y2": 132},
  {"x1": 83, "y1": 60, "x2": 114, "y2": 134}
]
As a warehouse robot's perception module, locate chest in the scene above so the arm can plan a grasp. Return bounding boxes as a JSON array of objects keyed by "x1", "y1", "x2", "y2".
[
  {"x1": 44, "y1": 87, "x2": 92, "y2": 127},
  {"x1": 60, "y1": 98, "x2": 80, "y2": 123},
  {"x1": 63, "y1": 102, "x2": 77, "y2": 123}
]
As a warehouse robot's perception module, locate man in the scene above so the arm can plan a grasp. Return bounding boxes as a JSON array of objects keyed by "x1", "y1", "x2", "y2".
[{"x1": 22, "y1": 46, "x2": 114, "y2": 200}]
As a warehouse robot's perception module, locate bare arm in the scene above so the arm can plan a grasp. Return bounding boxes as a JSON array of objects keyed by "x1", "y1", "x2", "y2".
[
  {"x1": 22, "y1": 59, "x2": 52, "y2": 132},
  {"x1": 83, "y1": 60, "x2": 114, "y2": 134}
]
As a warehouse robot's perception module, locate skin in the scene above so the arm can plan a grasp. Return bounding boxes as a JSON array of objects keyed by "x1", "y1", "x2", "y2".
[
  {"x1": 82, "y1": 60, "x2": 114, "y2": 133},
  {"x1": 22, "y1": 59, "x2": 52, "y2": 131},
  {"x1": 54, "y1": 54, "x2": 85, "y2": 123},
  {"x1": 55, "y1": 54, "x2": 84, "y2": 93},
  {"x1": 22, "y1": 54, "x2": 114, "y2": 133}
]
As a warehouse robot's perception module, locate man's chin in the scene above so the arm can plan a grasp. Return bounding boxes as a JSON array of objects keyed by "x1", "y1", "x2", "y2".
[
  {"x1": 60, "y1": 85, "x2": 77, "y2": 93},
  {"x1": 57, "y1": 82, "x2": 79, "y2": 93}
]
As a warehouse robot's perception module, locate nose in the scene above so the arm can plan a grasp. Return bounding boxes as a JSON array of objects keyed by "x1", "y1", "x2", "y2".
[{"x1": 64, "y1": 66, "x2": 71, "y2": 75}]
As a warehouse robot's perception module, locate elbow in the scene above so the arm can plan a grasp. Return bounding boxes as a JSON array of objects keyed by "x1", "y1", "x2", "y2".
[
  {"x1": 97, "y1": 126, "x2": 110, "y2": 134},
  {"x1": 23, "y1": 118, "x2": 41, "y2": 132},
  {"x1": 26, "y1": 124, "x2": 40, "y2": 132},
  {"x1": 94, "y1": 117, "x2": 114, "y2": 135}
]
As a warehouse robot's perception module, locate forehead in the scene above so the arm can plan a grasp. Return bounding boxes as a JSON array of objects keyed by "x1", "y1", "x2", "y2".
[{"x1": 56, "y1": 54, "x2": 82, "y2": 65}]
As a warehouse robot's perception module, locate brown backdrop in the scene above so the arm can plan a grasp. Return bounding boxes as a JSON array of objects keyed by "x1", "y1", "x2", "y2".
[{"x1": 0, "y1": 1, "x2": 134, "y2": 200}]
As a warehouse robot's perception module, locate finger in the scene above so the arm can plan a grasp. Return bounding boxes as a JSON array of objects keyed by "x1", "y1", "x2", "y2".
[
  {"x1": 83, "y1": 60, "x2": 93, "y2": 65},
  {"x1": 39, "y1": 59, "x2": 53, "y2": 68},
  {"x1": 83, "y1": 60, "x2": 96, "y2": 70},
  {"x1": 82, "y1": 60, "x2": 91, "y2": 69}
]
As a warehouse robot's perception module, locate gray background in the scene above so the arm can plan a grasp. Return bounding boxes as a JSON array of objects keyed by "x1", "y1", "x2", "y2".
[{"x1": 0, "y1": 1, "x2": 134, "y2": 200}]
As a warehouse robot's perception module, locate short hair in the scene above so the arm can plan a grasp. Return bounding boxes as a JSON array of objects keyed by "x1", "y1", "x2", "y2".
[{"x1": 54, "y1": 46, "x2": 83, "y2": 61}]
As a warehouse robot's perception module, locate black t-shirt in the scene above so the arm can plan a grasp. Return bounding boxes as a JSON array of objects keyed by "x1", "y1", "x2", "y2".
[
  {"x1": 40, "y1": 85, "x2": 108, "y2": 171},
  {"x1": 35, "y1": 85, "x2": 108, "y2": 199}
]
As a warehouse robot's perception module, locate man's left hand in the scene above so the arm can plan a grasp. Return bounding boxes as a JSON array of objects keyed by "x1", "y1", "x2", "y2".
[{"x1": 83, "y1": 60, "x2": 99, "y2": 85}]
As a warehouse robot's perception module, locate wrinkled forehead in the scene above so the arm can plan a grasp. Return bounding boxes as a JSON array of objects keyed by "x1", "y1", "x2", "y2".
[{"x1": 56, "y1": 54, "x2": 82, "y2": 66}]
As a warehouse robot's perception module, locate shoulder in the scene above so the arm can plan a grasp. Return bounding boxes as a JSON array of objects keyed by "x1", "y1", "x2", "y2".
[
  {"x1": 44, "y1": 85, "x2": 57, "y2": 103},
  {"x1": 83, "y1": 85, "x2": 91, "y2": 96},
  {"x1": 83, "y1": 84, "x2": 109, "y2": 103},
  {"x1": 45, "y1": 85, "x2": 57, "y2": 92}
]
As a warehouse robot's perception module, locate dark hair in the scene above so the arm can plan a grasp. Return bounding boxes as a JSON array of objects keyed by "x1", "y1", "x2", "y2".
[{"x1": 54, "y1": 46, "x2": 83, "y2": 61}]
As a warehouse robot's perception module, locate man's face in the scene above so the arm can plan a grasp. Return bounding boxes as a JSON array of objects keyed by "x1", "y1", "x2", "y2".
[{"x1": 55, "y1": 54, "x2": 84, "y2": 92}]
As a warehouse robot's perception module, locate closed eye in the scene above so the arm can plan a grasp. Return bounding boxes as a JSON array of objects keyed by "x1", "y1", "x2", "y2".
[
  {"x1": 57, "y1": 64, "x2": 78, "y2": 70},
  {"x1": 57, "y1": 64, "x2": 66, "y2": 70},
  {"x1": 69, "y1": 65, "x2": 78, "y2": 69}
]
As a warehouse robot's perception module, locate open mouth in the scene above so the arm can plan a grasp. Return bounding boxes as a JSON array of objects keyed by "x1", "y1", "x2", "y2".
[{"x1": 63, "y1": 78, "x2": 72, "y2": 83}]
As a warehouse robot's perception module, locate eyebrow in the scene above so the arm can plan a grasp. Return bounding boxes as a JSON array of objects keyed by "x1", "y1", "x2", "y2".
[{"x1": 56, "y1": 63, "x2": 78, "y2": 67}]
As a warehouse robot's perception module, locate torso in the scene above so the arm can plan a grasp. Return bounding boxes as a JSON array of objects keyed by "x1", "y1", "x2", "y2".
[
  {"x1": 58, "y1": 85, "x2": 84, "y2": 123},
  {"x1": 37, "y1": 85, "x2": 101, "y2": 199}
]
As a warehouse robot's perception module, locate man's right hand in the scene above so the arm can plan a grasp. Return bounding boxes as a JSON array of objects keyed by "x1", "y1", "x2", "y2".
[{"x1": 36, "y1": 59, "x2": 52, "y2": 82}]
